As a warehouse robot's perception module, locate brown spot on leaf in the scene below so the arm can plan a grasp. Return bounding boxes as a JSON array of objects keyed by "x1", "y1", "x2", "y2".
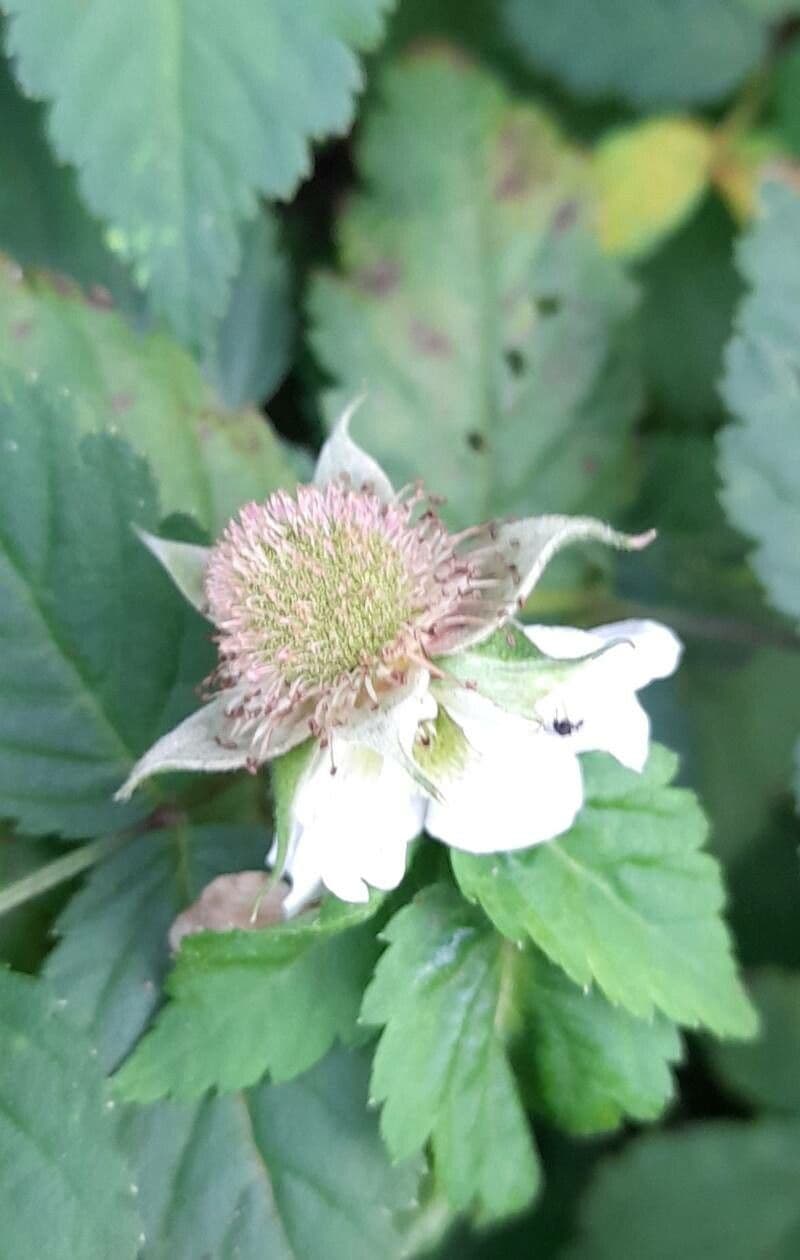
[
  {"x1": 494, "y1": 123, "x2": 534, "y2": 201},
  {"x1": 110, "y1": 391, "x2": 135, "y2": 414},
  {"x1": 11, "y1": 320, "x2": 33, "y2": 341},
  {"x1": 410, "y1": 319, "x2": 453, "y2": 357},
  {"x1": 553, "y1": 200, "x2": 580, "y2": 233},
  {"x1": 356, "y1": 258, "x2": 401, "y2": 297},
  {"x1": 87, "y1": 285, "x2": 114, "y2": 310}
]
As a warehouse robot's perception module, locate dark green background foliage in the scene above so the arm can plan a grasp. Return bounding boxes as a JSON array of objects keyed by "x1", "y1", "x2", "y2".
[{"x1": 0, "y1": 2, "x2": 799, "y2": 1257}]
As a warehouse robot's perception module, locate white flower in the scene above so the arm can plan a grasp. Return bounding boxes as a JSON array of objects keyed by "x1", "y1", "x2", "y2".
[{"x1": 118, "y1": 398, "x2": 678, "y2": 915}]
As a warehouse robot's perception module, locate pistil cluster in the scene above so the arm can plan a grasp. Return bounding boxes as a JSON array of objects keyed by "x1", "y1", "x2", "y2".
[{"x1": 203, "y1": 480, "x2": 495, "y2": 758}]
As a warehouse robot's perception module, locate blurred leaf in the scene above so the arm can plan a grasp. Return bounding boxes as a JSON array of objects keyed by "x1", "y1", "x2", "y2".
[
  {"x1": 119, "y1": 1048, "x2": 421, "y2": 1260},
  {"x1": 0, "y1": 374, "x2": 212, "y2": 838},
  {"x1": 638, "y1": 201, "x2": 742, "y2": 428},
  {"x1": 566, "y1": 1119, "x2": 800, "y2": 1260},
  {"x1": 741, "y1": 0, "x2": 800, "y2": 14},
  {"x1": 711, "y1": 968, "x2": 800, "y2": 1111},
  {"x1": 502, "y1": 0, "x2": 766, "y2": 108},
  {"x1": 204, "y1": 209, "x2": 295, "y2": 409},
  {"x1": 727, "y1": 803, "x2": 800, "y2": 969},
  {"x1": 683, "y1": 644, "x2": 800, "y2": 864},
  {"x1": 452, "y1": 747, "x2": 756, "y2": 1038},
  {"x1": 114, "y1": 897, "x2": 380, "y2": 1102},
  {"x1": 774, "y1": 43, "x2": 800, "y2": 153},
  {"x1": 4, "y1": 0, "x2": 392, "y2": 348},
  {"x1": 311, "y1": 52, "x2": 643, "y2": 531},
  {"x1": 593, "y1": 118, "x2": 713, "y2": 259},
  {"x1": 718, "y1": 178, "x2": 800, "y2": 623},
  {"x1": 517, "y1": 950, "x2": 682, "y2": 1135},
  {"x1": 713, "y1": 129, "x2": 789, "y2": 222},
  {"x1": 0, "y1": 968, "x2": 141, "y2": 1259},
  {"x1": 0, "y1": 260, "x2": 296, "y2": 532},
  {"x1": 361, "y1": 884, "x2": 541, "y2": 1223},
  {"x1": 0, "y1": 54, "x2": 136, "y2": 307},
  {"x1": 44, "y1": 825, "x2": 269, "y2": 1073}
]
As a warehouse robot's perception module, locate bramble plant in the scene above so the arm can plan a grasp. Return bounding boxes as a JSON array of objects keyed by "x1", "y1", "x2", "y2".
[{"x1": 0, "y1": 4, "x2": 799, "y2": 1260}]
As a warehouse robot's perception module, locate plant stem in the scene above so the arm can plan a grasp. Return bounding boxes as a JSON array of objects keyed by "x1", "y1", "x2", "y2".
[{"x1": 0, "y1": 832, "x2": 132, "y2": 918}]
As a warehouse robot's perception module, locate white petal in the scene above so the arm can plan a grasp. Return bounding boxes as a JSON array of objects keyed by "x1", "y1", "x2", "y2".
[
  {"x1": 536, "y1": 687, "x2": 651, "y2": 772},
  {"x1": 425, "y1": 689, "x2": 583, "y2": 853},
  {"x1": 524, "y1": 619, "x2": 682, "y2": 694},
  {"x1": 283, "y1": 744, "x2": 424, "y2": 910},
  {"x1": 313, "y1": 395, "x2": 394, "y2": 502},
  {"x1": 135, "y1": 527, "x2": 211, "y2": 615},
  {"x1": 583, "y1": 619, "x2": 682, "y2": 689},
  {"x1": 115, "y1": 698, "x2": 251, "y2": 800}
]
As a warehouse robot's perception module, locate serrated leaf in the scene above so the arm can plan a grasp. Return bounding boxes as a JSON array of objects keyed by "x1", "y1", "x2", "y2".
[
  {"x1": 0, "y1": 53, "x2": 136, "y2": 306},
  {"x1": 517, "y1": 951, "x2": 682, "y2": 1135},
  {"x1": 0, "y1": 968, "x2": 141, "y2": 1260},
  {"x1": 566, "y1": 1119, "x2": 800, "y2": 1260},
  {"x1": 711, "y1": 968, "x2": 800, "y2": 1112},
  {"x1": 114, "y1": 896, "x2": 380, "y2": 1102},
  {"x1": 44, "y1": 825, "x2": 270, "y2": 1072},
  {"x1": 4, "y1": 0, "x2": 392, "y2": 348},
  {"x1": 310, "y1": 52, "x2": 642, "y2": 531},
  {"x1": 0, "y1": 372, "x2": 213, "y2": 837},
  {"x1": 718, "y1": 178, "x2": 800, "y2": 623},
  {"x1": 0, "y1": 259, "x2": 296, "y2": 532},
  {"x1": 118, "y1": 1047, "x2": 421, "y2": 1260},
  {"x1": 361, "y1": 884, "x2": 540, "y2": 1223},
  {"x1": 503, "y1": 0, "x2": 766, "y2": 108},
  {"x1": 204, "y1": 209, "x2": 295, "y2": 409},
  {"x1": 593, "y1": 118, "x2": 713, "y2": 259},
  {"x1": 452, "y1": 746, "x2": 756, "y2": 1038}
]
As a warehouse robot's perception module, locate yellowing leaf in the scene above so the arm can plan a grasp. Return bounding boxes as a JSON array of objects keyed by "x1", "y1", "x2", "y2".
[{"x1": 594, "y1": 117, "x2": 714, "y2": 259}]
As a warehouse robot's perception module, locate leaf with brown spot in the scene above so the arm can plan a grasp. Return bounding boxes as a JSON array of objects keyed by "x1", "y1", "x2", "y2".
[
  {"x1": 310, "y1": 52, "x2": 643, "y2": 539},
  {"x1": 0, "y1": 260, "x2": 297, "y2": 532}
]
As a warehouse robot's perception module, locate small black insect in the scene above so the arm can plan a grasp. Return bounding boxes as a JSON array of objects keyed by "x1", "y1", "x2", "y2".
[{"x1": 550, "y1": 716, "x2": 584, "y2": 737}]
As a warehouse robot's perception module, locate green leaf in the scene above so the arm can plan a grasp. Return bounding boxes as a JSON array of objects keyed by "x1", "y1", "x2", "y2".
[
  {"x1": 0, "y1": 260, "x2": 296, "y2": 533},
  {"x1": 0, "y1": 372, "x2": 213, "y2": 837},
  {"x1": 503, "y1": 0, "x2": 766, "y2": 108},
  {"x1": 710, "y1": 968, "x2": 800, "y2": 1112},
  {"x1": 4, "y1": 0, "x2": 392, "y2": 348},
  {"x1": 774, "y1": 43, "x2": 800, "y2": 154},
  {"x1": 517, "y1": 950, "x2": 682, "y2": 1135},
  {"x1": 718, "y1": 178, "x2": 800, "y2": 623},
  {"x1": 118, "y1": 1047, "x2": 421, "y2": 1260},
  {"x1": 361, "y1": 884, "x2": 540, "y2": 1223},
  {"x1": 638, "y1": 199, "x2": 742, "y2": 427},
  {"x1": 592, "y1": 118, "x2": 713, "y2": 260},
  {"x1": 204, "y1": 209, "x2": 295, "y2": 409},
  {"x1": 114, "y1": 896, "x2": 380, "y2": 1102},
  {"x1": 0, "y1": 54, "x2": 136, "y2": 306},
  {"x1": 566, "y1": 1119, "x2": 800, "y2": 1260},
  {"x1": 0, "y1": 968, "x2": 141, "y2": 1260},
  {"x1": 310, "y1": 52, "x2": 642, "y2": 530},
  {"x1": 44, "y1": 825, "x2": 270, "y2": 1072},
  {"x1": 452, "y1": 746, "x2": 756, "y2": 1038}
]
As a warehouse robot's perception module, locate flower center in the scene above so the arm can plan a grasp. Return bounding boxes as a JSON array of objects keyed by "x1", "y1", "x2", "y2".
[
  {"x1": 203, "y1": 480, "x2": 497, "y2": 755},
  {"x1": 232, "y1": 509, "x2": 414, "y2": 688}
]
